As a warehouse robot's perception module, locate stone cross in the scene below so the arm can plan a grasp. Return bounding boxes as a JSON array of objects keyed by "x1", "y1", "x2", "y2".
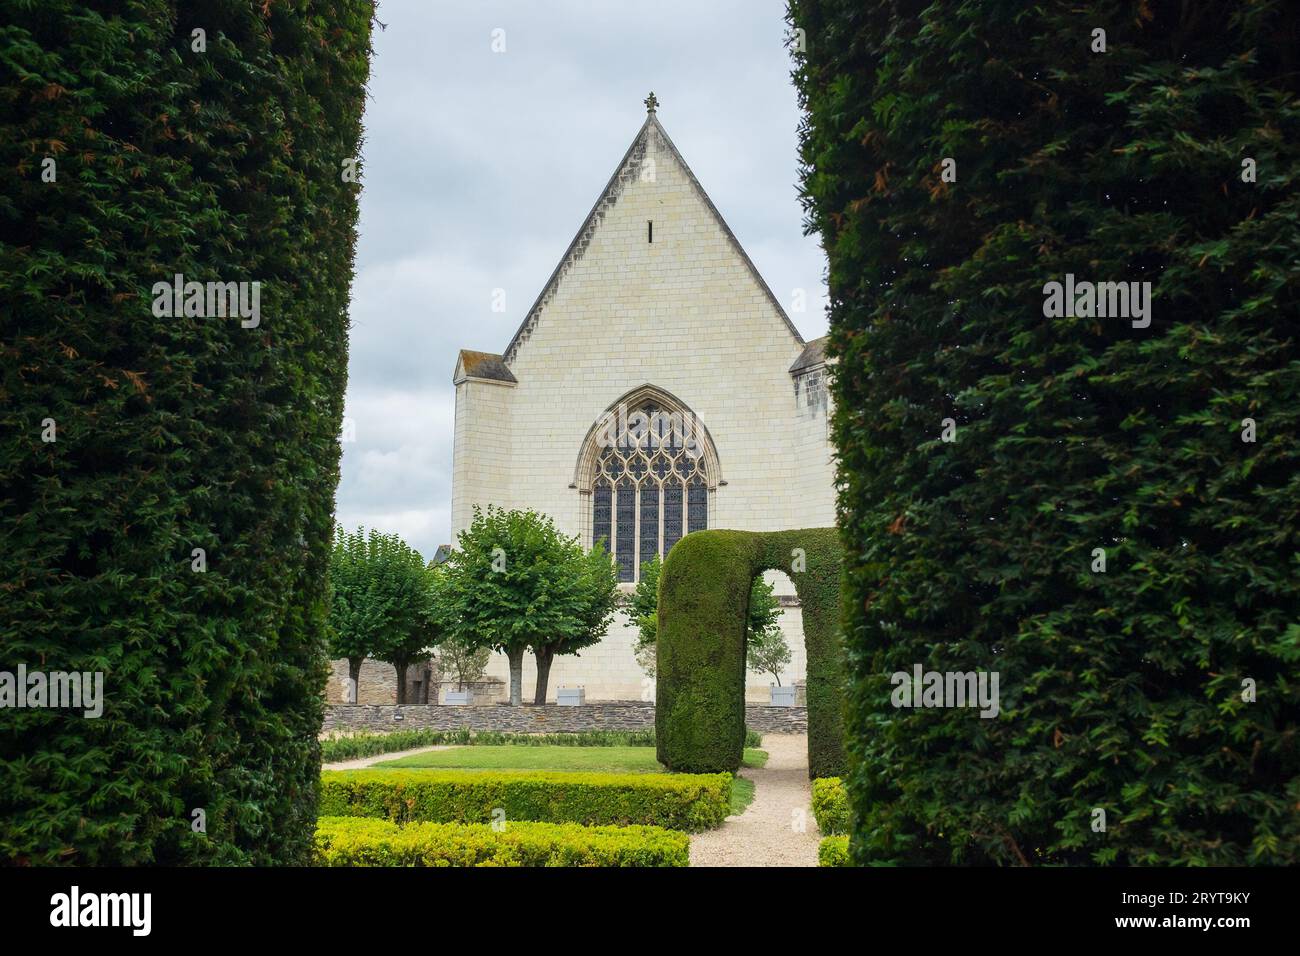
[{"x1": 644, "y1": 91, "x2": 659, "y2": 114}]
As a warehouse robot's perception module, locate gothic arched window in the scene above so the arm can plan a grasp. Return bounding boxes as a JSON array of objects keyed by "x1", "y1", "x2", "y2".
[{"x1": 577, "y1": 387, "x2": 721, "y2": 583}]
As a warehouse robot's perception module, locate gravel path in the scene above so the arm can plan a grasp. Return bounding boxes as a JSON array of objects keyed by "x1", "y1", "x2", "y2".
[
  {"x1": 322, "y1": 744, "x2": 453, "y2": 771},
  {"x1": 690, "y1": 734, "x2": 821, "y2": 867}
]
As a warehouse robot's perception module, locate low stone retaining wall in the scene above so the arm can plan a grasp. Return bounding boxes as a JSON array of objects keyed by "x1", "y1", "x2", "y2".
[{"x1": 322, "y1": 701, "x2": 807, "y2": 735}]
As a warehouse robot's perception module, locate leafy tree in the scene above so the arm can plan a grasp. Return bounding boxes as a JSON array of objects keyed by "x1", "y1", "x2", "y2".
[
  {"x1": 745, "y1": 574, "x2": 783, "y2": 644},
  {"x1": 748, "y1": 626, "x2": 793, "y2": 688},
  {"x1": 438, "y1": 507, "x2": 581, "y2": 706},
  {"x1": 328, "y1": 528, "x2": 379, "y2": 702},
  {"x1": 631, "y1": 556, "x2": 662, "y2": 677},
  {"x1": 791, "y1": 0, "x2": 1300, "y2": 864},
  {"x1": 0, "y1": 2, "x2": 373, "y2": 864},
  {"x1": 328, "y1": 527, "x2": 441, "y2": 705},
  {"x1": 633, "y1": 640, "x2": 659, "y2": 680},
  {"x1": 371, "y1": 539, "x2": 442, "y2": 705},
  {"x1": 531, "y1": 540, "x2": 620, "y2": 703},
  {"x1": 436, "y1": 636, "x2": 491, "y2": 693}
]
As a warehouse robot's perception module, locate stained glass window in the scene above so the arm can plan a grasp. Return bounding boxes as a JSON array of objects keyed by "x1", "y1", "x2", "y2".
[
  {"x1": 663, "y1": 483, "x2": 683, "y2": 556},
  {"x1": 588, "y1": 400, "x2": 709, "y2": 580},
  {"x1": 687, "y1": 480, "x2": 707, "y2": 534},
  {"x1": 640, "y1": 484, "x2": 659, "y2": 569},
  {"x1": 615, "y1": 480, "x2": 635, "y2": 582},
  {"x1": 593, "y1": 482, "x2": 611, "y2": 551}
]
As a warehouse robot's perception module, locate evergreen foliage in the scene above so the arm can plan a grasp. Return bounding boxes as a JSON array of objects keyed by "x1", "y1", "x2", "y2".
[
  {"x1": 790, "y1": 0, "x2": 1300, "y2": 864},
  {"x1": 319, "y1": 768, "x2": 733, "y2": 832},
  {"x1": 319, "y1": 727, "x2": 763, "y2": 763},
  {"x1": 811, "y1": 777, "x2": 849, "y2": 836},
  {"x1": 0, "y1": 1, "x2": 373, "y2": 864},
  {"x1": 633, "y1": 552, "x2": 788, "y2": 681},
  {"x1": 314, "y1": 816, "x2": 691, "y2": 867},
  {"x1": 655, "y1": 528, "x2": 845, "y2": 778}
]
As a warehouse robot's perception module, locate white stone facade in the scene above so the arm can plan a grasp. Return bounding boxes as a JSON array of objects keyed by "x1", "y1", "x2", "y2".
[{"x1": 447, "y1": 104, "x2": 836, "y2": 702}]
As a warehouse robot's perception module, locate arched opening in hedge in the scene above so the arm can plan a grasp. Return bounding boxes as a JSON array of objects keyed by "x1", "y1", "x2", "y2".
[
  {"x1": 748, "y1": 568, "x2": 803, "y2": 692},
  {"x1": 654, "y1": 528, "x2": 845, "y2": 778}
]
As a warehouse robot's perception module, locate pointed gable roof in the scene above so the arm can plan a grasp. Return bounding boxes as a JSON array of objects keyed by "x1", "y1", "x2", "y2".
[{"x1": 502, "y1": 104, "x2": 804, "y2": 367}]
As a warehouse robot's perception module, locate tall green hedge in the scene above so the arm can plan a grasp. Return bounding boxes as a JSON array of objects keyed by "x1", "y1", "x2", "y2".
[
  {"x1": 655, "y1": 528, "x2": 845, "y2": 778},
  {"x1": 791, "y1": 0, "x2": 1300, "y2": 864},
  {"x1": 0, "y1": 1, "x2": 373, "y2": 864}
]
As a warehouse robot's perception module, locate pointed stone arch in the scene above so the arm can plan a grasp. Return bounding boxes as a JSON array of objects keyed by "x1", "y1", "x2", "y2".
[
  {"x1": 572, "y1": 383, "x2": 723, "y2": 492},
  {"x1": 573, "y1": 386, "x2": 724, "y2": 579},
  {"x1": 655, "y1": 528, "x2": 846, "y2": 779}
]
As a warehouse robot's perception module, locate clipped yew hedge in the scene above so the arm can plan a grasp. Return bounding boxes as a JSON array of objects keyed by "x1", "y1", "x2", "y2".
[
  {"x1": 0, "y1": 2, "x2": 373, "y2": 864},
  {"x1": 656, "y1": 528, "x2": 845, "y2": 778},
  {"x1": 319, "y1": 769, "x2": 732, "y2": 832},
  {"x1": 791, "y1": 0, "x2": 1300, "y2": 864},
  {"x1": 811, "y1": 777, "x2": 849, "y2": 836},
  {"x1": 314, "y1": 816, "x2": 690, "y2": 867}
]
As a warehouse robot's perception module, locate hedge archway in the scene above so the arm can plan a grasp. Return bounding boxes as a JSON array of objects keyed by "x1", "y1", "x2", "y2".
[{"x1": 655, "y1": 528, "x2": 845, "y2": 778}]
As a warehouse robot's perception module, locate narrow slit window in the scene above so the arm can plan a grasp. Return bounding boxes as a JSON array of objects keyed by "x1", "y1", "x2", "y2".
[{"x1": 647, "y1": 220, "x2": 653, "y2": 243}]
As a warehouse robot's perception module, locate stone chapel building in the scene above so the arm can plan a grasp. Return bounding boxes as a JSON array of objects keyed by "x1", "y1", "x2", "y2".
[{"x1": 445, "y1": 95, "x2": 837, "y2": 703}]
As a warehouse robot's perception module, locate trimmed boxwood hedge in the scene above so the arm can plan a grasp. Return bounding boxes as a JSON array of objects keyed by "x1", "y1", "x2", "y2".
[
  {"x1": 0, "y1": 3, "x2": 373, "y2": 864},
  {"x1": 655, "y1": 528, "x2": 845, "y2": 778},
  {"x1": 811, "y1": 777, "x2": 848, "y2": 836},
  {"x1": 818, "y1": 836, "x2": 850, "y2": 868},
  {"x1": 314, "y1": 816, "x2": 690, "y2": 867},
  {"x1": 320, "y1": 728, "x2": 763, "y2": 763},
  {"x1": 319, "y1": 769, "x2": 731, "y2": 832},
  {"x1": 790, "y1": 1, "x2": 1300, "y2": 864}
]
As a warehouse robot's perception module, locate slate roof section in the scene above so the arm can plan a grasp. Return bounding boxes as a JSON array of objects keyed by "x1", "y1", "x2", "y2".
[
  {"x1": 500, "y1": 109, "x2": 805, "y2": 367},
  {"x1": 456, "y1": 349, "x2": 517, "y2": 384},
  {"x1": 789, "y1": 336, "x2": 829, "y2": 373}
]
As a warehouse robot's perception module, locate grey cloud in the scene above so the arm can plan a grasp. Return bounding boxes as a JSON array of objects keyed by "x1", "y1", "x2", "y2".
[{"x1": 338, "y1": 0, "x2": 828, "y2": 558}]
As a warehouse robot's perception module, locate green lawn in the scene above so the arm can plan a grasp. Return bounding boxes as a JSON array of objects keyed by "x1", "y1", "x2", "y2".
[
  {"x1": 730, "y1": 777, "x2": 756, "y2": 816},
  {"x1": 376, "y1": 744, "x2": 768, "y2": 774}
]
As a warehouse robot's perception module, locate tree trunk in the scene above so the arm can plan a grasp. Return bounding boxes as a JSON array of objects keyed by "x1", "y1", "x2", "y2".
[
  {"x1": 506, "y1": 646, "x2": 525, "y2": 706},
  {"x1": 533, "y1": 645, "x2": 556, "y2": 704},
  {"x1": 347, "y1": 657, "x2": 363, "y2": 704},
  {"x1": 393, "y1": 657, "x2": 409, "y2": 705}
]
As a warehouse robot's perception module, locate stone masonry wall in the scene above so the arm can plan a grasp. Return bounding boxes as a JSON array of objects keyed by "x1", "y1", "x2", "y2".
[
  {"x1": 322, "y1": 701, "x2": 808, "y2": 736},
  {"x1": 325, "y1": 657, "x2": 463, "y2": 705}
]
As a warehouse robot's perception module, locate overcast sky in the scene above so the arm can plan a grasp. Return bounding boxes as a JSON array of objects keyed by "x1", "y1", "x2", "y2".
[{"x1": 336, "y1": 0, "x2": 830, "y2": 560}]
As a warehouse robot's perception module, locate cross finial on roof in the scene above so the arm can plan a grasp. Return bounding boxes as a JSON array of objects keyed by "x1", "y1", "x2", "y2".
[{"x1": 644, "y1": 91, "x2": 659, "y2": 114}]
